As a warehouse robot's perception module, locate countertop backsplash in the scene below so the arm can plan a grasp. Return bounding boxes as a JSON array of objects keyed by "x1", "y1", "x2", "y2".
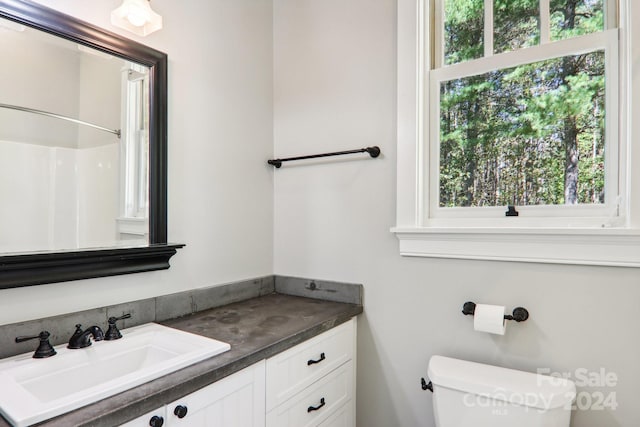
[{"x1": 0, "y1": 275, "x2": 362, "y2": 360}]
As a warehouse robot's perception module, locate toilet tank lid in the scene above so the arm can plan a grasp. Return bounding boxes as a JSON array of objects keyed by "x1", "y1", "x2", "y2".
[{"x1": 427, "y1": 356, "x2": 576, "y2": 410}]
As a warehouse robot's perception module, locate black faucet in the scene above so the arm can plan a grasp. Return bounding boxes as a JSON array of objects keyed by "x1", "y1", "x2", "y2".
[
  {"x1": 67, "y1": 324, "x2": 104, "y2": 349},
  {"x1": 105, "y1": 314, "x2": 132, "y2": 340},
  {"x1": 15, "y1": 331, "x2": 57, "y2": 358}
]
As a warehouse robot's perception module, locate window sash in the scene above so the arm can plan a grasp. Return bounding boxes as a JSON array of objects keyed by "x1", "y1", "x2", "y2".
[
  {"x1": 432, "y1": 29, "x2": 617, "y2": 82},
  {"x1": 426, "y1": 28, "x2": 619, "y2": 223},
  {"x1": 121, "y1": 63, "x2": 150, "y2": 220},
  {"x1": 435, "y1": 0, "x2": 617, "y2": 68}
]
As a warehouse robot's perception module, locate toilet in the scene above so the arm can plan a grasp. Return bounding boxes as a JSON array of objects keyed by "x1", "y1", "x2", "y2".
[{"x1": 427, "y1": 355, "x2": 576, "y2": 427}]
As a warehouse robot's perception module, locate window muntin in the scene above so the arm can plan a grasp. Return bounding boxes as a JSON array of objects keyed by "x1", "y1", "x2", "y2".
[{"x1": 430, "y1": 0, "x2": 618, "y2": 222}]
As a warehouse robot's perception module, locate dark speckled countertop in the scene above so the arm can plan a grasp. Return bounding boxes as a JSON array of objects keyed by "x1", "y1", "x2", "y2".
[{"x1": 4, "y1": 293, "x2": 361, "y2": 427}]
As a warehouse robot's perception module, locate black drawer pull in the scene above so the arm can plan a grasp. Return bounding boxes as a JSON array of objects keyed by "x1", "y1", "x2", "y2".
[
  {"x1": 307, "y1": 352, "x2": 326, "y2": 366},
  {"x1": 174, "y1": 405, "x2": 188, "y2": 419},
  {"x1": 307, "y1": 397, "x2": 326, "y2": 413},
  {"x1": 149, "y1": 415, "x2": 164, "y2": 427}
]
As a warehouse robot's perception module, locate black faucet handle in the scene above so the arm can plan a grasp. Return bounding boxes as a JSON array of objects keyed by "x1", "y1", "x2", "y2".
[
  {"x1": 105, "y1": 313, "x2": 132, "y2": 340},
  {"x1": 15, "y1": 331, "x2": 47, "y2": 343},
  {"x1": 15, "y1": 331, "x2": 57, "y2": 358},
  {"x1": 108, "y1": 313, "x2": 132, "y2": 324}
]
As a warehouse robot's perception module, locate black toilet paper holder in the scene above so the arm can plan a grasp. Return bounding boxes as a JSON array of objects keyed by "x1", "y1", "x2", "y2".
[{"x1": 462, "y1": 301, "x2": 529, "y2": 322}]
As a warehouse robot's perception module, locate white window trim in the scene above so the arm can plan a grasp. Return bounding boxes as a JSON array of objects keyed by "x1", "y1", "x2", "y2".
[{"x1": 393, "y1": 0, "x2": 640, "y2": 267}]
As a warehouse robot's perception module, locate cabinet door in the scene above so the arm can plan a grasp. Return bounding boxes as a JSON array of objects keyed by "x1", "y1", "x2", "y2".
[
  {"x1": 119, "y1": 407, "x2": 167, "y2": 427},
  {"x1": 166, "y1": 360, "x2": 265, "y2": 427}
]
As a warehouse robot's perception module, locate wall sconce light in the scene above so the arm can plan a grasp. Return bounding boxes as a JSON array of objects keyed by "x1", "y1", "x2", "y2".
[{"x1": 111, "y1": 0, "x2": 162, "y2": 37}]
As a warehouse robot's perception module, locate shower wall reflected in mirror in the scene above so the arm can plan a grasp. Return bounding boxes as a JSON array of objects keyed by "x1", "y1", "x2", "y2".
[{"x1": 0, "y1": 17, "x2": 150, "y2": 253}]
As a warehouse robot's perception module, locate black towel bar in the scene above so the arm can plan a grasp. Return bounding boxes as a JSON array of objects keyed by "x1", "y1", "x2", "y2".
[{"x1": 268, "y1": 146, "x2": 381, "y2": 168}]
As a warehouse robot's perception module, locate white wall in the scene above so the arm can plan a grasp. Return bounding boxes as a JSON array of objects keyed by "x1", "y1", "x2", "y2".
[
  {"x1": 77, "y1": 53, "x2": 122, "y2": 149},
  {"x1": 0, "y1": 25, "x2": 121, "y2": 148},
  {"x1": 0, "y1": 0, "x2": 274, "y2": 324},
  {"x1": 0, "y1": 28, "x2": 80, "y2": 147},
  {"x1": 273, "y1": 1, "x2": 640, "y2": 427}
]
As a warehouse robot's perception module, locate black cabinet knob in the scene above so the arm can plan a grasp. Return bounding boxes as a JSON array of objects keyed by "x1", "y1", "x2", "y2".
[
  {"x1": 174, "y1": 405, "x2": 188, "y2": 419},
  {"x1": 149, "y1": 415, "x2": 164, "y2": 427}
]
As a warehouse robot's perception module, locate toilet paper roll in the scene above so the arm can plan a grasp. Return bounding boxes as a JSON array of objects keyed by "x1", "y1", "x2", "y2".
[{"x1": 473, "y1": 304, "x2": 506, "y2": 335}]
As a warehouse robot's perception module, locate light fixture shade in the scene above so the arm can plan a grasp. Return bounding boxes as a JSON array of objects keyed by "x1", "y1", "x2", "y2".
[{"x1": 111, "y1": 0, "x2": 162, "y2": 37}]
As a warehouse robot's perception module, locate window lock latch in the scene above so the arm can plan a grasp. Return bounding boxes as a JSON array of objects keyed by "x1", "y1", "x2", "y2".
[{"x1": 505, "y1": 205, "x2": 519, "y2": 217}]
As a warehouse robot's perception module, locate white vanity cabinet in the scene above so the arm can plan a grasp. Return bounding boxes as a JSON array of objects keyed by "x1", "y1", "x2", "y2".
[
  {"x1": 120, "y1": 360, "x2": 265, "y2": 427},
  {"x1": 120, "y1": 317, "x2": 356, "y2": 427},
  {"x1": 265, "y1": 318, "x2": 356, "y2": 427}
]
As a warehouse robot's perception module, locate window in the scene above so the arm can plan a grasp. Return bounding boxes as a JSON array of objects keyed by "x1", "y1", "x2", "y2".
[
  {"x1": 393, "y1": 0, "x2": 640, "y2": 266},
  {"x1": 430, "y1": 0, "x2": 619, "y2": 226},
  {"x1": 121, "y1": 64, "x2": 149, "y2": 220},
  {"x1": 116, "y1": 62, "x2": 149, "y2": 239}
]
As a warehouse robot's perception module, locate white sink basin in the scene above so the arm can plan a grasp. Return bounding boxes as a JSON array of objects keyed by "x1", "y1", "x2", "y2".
[{"x1": 0, "y1": 323, "x2": 230, "y2": 427}]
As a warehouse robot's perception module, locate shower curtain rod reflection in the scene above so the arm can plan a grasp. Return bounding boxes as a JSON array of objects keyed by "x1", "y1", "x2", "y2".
[
  {"x1": 0, "y1": 103, "x2": 121, "y2": 138},
  {"x1": 268, "y1": 146, "x2": 381, "y2": 168}
]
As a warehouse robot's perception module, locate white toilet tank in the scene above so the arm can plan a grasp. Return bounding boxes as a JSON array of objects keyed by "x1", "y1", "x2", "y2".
[{"x1": 428, "y1": 356, "x2": 576, "y2": 427}]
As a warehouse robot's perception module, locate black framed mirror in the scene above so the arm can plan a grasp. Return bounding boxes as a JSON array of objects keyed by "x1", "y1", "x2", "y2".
[{"x1": 0, "y1": 0, "x2": 183, "y2": 289}]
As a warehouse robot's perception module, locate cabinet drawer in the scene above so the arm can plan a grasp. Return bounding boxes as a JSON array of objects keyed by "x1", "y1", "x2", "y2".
[
  {"x1": 165, "y1": 360, "x2": 265, "y2": 427},
  {"x1": 266, "y1": 318, "x2": 355, "y2": 411},
  {"x1": 266, "y1": 360, "x2": 353, "y2": 427},
  {"x1": 318, "y1": 401, "x2": 354, "y2": 427}
]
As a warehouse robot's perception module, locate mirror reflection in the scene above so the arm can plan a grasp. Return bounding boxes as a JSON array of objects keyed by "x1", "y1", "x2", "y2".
[{"x1": 0, "y1": 17, "x2": 149, "y2": 253}]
